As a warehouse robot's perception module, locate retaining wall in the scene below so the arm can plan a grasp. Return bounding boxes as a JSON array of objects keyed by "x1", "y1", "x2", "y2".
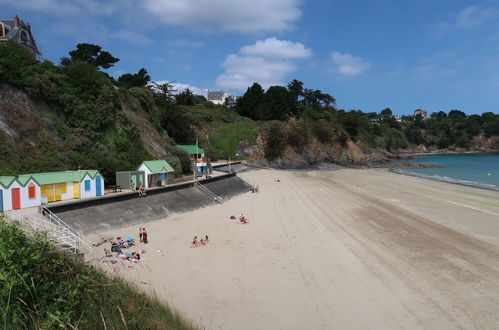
[{"x1": 47, "y1": 174, "x2": 250, "y2": 235}]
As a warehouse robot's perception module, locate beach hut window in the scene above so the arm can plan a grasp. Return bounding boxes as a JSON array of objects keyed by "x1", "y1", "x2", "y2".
[
  {"x1": 28, "y1": 184, "x2": 36, "y2": 199},
  {"x1": 84, "y1": 180, "x2": 91, "y2": 191}
]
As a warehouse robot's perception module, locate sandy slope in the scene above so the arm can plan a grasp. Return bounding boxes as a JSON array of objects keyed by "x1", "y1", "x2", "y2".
[{"x1": 91, "y1": 169, "x2": 499, "y2": 329}]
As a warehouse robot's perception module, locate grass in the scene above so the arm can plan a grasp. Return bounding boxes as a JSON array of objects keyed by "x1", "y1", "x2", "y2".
[{"x1": 0, "y1": 218, "x2": 198, "y2": 329}]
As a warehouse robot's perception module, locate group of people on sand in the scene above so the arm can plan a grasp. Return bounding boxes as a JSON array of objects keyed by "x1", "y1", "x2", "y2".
[
  {"x1": 139, "y1": 228, "x2": 148, "y2": 243},
  {"x1": 250, "y1": 184, "x2": 259, "y2": 193},
  {"x1": 192, "y1": 235, "x2": 209, "y2": 247}
]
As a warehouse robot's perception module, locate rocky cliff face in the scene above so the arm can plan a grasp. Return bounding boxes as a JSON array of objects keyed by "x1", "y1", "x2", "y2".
[{"x1": 237, "y1": 129, "x2": 395, "y2": 169}]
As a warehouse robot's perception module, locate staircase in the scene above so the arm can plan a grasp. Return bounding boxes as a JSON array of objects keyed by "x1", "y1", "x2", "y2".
[
  {"x1": 193, "y1": 180, "x2": 223, "y2": 203},
  {"x1": 4, "y1": 206, "x2": 93, "y2": 255}
]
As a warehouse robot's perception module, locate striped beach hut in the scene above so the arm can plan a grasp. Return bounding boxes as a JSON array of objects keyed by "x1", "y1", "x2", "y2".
[
  {"x1": 0, "y1": 175, "x2": 41, "y2": 211},
  {"x1": 17, "y1": 170, "x2": 104, "y2": 204},
  {"x1": 137, "y1": 160, "x2": 175, "y2": 188}
]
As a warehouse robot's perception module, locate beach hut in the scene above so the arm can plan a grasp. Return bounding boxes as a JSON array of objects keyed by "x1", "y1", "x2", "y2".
[
  {"x1": 176, "y1": 145, "x2": 205, "y2": 160},
  {"x1": 137, "y1": 160, "x2": 175, "y2": 188},
  {"x1": 17, "y1": 170, "x2": 104, "y2": 204},
  {"x1": 0, "y1": 175, "x2": 41, "y2": 211},
  {"x1": 115, "y1": 171, "x2": 146, "y2": 191}
]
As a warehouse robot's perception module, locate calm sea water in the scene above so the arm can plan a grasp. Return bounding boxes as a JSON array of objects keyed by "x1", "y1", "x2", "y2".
[{"x1": 395, "y1": 153, "x2": 499, "y2": 191}]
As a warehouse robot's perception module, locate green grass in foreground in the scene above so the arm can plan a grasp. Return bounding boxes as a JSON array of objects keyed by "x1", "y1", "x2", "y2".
[{"x1": 0, "y1": 218, "x2": 197, "y2": 330}]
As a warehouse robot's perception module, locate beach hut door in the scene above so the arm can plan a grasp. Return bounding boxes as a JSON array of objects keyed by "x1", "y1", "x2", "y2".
[
  {"x1": 0, "y1": 190, "x2": 3, "y2": 212},
  {"x1": 96, "y1": 176, "x2": 102, "y2": 196},
  {"x1": 12, "y1": 188, "x2": 21, "y2": 210}
]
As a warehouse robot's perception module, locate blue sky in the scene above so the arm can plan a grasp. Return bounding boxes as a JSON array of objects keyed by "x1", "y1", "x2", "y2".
[{"x1": 2, "y1": 0, "x2": 499, "y2": 115}]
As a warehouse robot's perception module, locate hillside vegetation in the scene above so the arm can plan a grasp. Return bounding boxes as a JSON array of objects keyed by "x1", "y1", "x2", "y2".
[
  {"x1": 0, "y1": 218, "x2": 196, "y2": 329},
  {"x1": 1, "y1": 41, "x2": 498, "y2": 182}
]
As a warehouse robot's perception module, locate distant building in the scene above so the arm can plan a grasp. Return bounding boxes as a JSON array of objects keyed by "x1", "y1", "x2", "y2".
[
  {"x1": 413, "y1": 109, "x2": 428, "y2": 119},
  {"x1": 207, "y1": 90, "x2": 229, "y2": 105},
  {"x1": 226, "y1": 95, "x2": 238, "y2": 107},
  {"x1": 0, "y1": 15, "x2": 40, "y2": 56}
]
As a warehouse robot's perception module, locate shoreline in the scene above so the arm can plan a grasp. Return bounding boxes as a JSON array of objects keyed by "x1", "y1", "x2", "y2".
[{"x1": 389, "y1": 167, "x2": 499, "y2": 192}]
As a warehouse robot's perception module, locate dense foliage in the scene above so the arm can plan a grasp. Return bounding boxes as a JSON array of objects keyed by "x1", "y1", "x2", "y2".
[
  {"x1": 0, "y1": 219, "x2": 196, "y2": 329},
  {"x1": 0, "y1": 40, "x2": 498, "y2": 179}
]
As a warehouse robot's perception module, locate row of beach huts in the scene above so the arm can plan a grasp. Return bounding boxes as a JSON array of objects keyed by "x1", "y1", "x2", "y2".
[{"x1": 0, "y1": 145, "x2": 206, "y2": 212}]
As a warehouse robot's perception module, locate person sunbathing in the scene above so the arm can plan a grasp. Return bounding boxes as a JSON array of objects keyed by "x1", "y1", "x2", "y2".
[
  {"x1": 192, "y1": 236, "x2": 199, "y2": 247},
  {"x1": 240, "y1": 216, "x2": 249, "y2": 224}
]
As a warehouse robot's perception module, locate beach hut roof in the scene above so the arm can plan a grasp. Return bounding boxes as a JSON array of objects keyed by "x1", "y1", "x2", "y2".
[
  {"x1": 139, "y1": 160, "x2": 174, "y2": 173},
  {"x1": 176, "y1": 145, "x2": 205, "y2": 155},
  {"x1": 17, "y1": 170, "x2": 102, "y2": 185},
  {"x1": 0, "y1": 176, "x2": 16, "y2": 188}
]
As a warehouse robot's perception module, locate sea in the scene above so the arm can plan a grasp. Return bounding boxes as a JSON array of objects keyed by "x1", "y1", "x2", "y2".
[{"x1": 394, "y1": 153, "x2": 499, "y2": 191}]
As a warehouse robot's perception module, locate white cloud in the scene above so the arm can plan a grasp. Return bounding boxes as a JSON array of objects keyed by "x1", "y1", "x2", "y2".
[
  {"x1": 173, "y1": 83, "x2": 207, "y2": 97},
  {"x1": 153, "y1": 81, "x2": 207, "y2": 97},
  {"x1": 331, "y1": 51, "x2": 370, "y2": 76},
  {"x1": 215, "y1": 38, "x2": 312, "y2": 91},
  {"x1": 436, "y1": 6, "x2": 498, "y2": 33},
  {"x1": 140, "y1": 0, "x2": 302, "y2": 33},
  {"x1": 240, "y1": 37, "x2": 311, "y2": 59},
  {"x1": 456, "y1": 6, "x2": 496, "y2": 28}
]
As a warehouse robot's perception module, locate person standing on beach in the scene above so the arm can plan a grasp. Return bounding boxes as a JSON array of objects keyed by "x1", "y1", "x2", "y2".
[
  {"x1": 142, "y1": 228, "x2": 148, "y2": 244},
  {"x1": 139, "y1": 228, "x2": 143, "y2": 243},
  {"x1": 192, "y1": 236, "x2": 198, "y2": 248}
]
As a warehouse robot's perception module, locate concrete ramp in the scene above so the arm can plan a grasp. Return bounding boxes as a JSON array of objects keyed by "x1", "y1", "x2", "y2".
[{"x1": 47, "y1": 174, "x2": 249, "y2": 235}]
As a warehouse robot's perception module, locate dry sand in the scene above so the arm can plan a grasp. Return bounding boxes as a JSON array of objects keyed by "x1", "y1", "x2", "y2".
[{"x1": 90, "y1": 168, "x2": 499, "y2": 329}]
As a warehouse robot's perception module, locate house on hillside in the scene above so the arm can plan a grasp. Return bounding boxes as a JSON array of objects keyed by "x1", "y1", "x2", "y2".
[
  {"x1": 413, "y1": 109, "x2": 428, "y2": 119},
  {"x1": 17, "y1": 170, "x2": 104, "y2": 204},
  {"x1": 137, "y1": 160, "x2": 175, "y2": 188},
  {"x1": 0, "y1": 175, "x2": 41, "y2": 211},
  {"x1": 0, "y1": 15, "x2": 40, "y2": 56},
  {"x1": 207, "y1": 90, "x2": 229, "y2": 105}
]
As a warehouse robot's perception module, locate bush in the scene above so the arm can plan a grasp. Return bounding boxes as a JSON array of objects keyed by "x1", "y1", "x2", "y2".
[
  {"x1": 208, "y1": 120, "x2": 257, "y2": 160},
  {"x1": 0, "y1": 219, "x2": 196, "y2": 329},
  {"x1": 287, "y1": 120, "x2": 308, "y2": 151},
  {"x1": 264, "y1": 121, "x2": 287, "y2": 161}
]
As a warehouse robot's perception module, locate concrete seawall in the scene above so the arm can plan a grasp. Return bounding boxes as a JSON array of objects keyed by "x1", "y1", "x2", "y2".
[{"x1": 48, "y1": 174, "x2": 250, "y2": 235}]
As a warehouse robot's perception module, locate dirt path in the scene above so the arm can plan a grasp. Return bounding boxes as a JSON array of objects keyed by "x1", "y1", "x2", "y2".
[{"x1": 93, "y1": 169, "x2": 499, "y2": 329}]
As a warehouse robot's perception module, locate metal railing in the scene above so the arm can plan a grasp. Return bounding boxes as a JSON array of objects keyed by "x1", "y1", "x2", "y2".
[
  {"x1": 5, "y1": 212, "x2": 92, "y2": 254},
  {"x1": 193, "y1": 180, "x2": 223, "y2": 203}
]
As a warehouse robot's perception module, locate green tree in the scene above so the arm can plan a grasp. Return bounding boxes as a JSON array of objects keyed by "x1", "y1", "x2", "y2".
[
  {"x1": 117, "y1": 68, "x2": 151, "y2": 88},
  {"x1": 175, "y1": 88, "x2": 195, "y2": 105},
  {"x1": 236, "y1": 82, "x2": 265, "y2": 119},
  {"x1": 68, "y1": 43, "x2": 119, "y2": 69},
  {"x1": 261, "y1": 86, "x2": 294, "y2": 120}
]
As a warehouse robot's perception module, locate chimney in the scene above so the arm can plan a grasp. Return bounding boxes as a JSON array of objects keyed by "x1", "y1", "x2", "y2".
[{"x1": 14, "y1": 15, "x2": 20, "y2": 28}]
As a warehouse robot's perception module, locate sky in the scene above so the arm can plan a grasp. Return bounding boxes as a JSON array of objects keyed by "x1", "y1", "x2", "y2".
[{"x1": 2, "y1": 0, "x2": 499, "y2": 115}]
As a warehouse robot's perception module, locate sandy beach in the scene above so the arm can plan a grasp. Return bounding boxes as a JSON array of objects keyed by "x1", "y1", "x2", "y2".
[{"x1": 90, "y1": 168, "x2": 499, "y2": 329}]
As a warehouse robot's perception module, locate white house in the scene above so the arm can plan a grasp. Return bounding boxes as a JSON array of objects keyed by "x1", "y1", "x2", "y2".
[{"x1": 207, "y1": 90, "x2": 229, "y2": 105}]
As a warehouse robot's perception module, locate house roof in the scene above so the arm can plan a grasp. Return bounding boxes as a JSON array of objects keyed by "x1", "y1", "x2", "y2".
[
  {"x1": 0, "y1": 176, "x2": 16, "y2": 189},
  {"x1": 139, "y1": 160, "x2": 174, "y2": 173},
  {"x1": 176, "y1": 145, "x2": 205, "y2": 155},
  {"x1": 17, "y1": 170, "x2": 102, "y2": 185},
  {"x1": 207, "y1": 90, "x2": 226, "y2": 100}
]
